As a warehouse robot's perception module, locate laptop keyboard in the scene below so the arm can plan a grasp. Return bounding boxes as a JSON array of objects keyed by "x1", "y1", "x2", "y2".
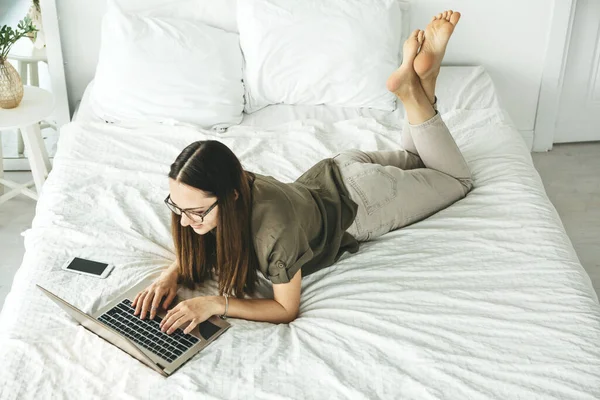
[{"x1": 97, "y1": 298, "x2": 199, "y2": 363}]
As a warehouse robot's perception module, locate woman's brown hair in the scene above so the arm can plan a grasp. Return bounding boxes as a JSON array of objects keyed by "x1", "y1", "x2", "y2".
[{"x1": 168, "y1": 140, "x2": 258, "y2": 298}]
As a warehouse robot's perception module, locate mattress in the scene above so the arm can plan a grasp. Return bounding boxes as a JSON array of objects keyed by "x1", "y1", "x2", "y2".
[{"x1": 2, "y1": 68, "x2": 600, "y2": 399}]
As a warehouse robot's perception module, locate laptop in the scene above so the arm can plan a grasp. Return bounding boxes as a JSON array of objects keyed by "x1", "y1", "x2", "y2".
[{"x1": 36, "y1": 279, "x2": 231, "y2": 377}]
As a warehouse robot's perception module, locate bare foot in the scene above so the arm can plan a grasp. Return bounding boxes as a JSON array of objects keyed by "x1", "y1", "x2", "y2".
[
  {"x1": 413, "y1": 10, "x2": 461, "y2": 104},
  {"x1": 386, "y1": 29, "x2": 436, "y2": 124},
  {"x1": 386, "y1": 29, "x2": 424, "y2": 99}
]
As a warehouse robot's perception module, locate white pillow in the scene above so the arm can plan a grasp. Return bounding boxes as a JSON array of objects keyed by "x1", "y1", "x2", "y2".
[
  {"x1": 132, "y1": 0, "x2": 238, "y2": 33},
  {"x1": 238, "y1": 0, "x2": 403, "y2": 113},
  {"x1": 90, "y1": 1, "x2": 245, "y2": 129}
]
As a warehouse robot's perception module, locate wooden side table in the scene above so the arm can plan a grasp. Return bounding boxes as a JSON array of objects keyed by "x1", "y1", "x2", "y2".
[{"x1": 0, "y1": 86, "x2": 54, "y2": 204}]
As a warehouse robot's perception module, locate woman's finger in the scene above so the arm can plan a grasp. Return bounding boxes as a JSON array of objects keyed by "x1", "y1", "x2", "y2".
[
  {"x1": 161, "y1": 303, "x2": 180, "y2": 325},
  {"x1": 140, "y1": 291, "x2": 155, "y2": 320},
  {"x1": 165, "y1": 314, "x2": 190, "y2": 335},
  {"x1": 162, "y1": 290, "x2": 177, "y2": 310},
  {"x1": 160, "y1": 307, "x2": 181, "y2": 328},
  {"x1": 161, "y1": 310, "x2": 185, "y2": 333},
  {"x1": 150, "y1": 289, "x2": 165, "y2": 320},
  {"x1": 132, "y1": 291, "x2": 141, "y2": 308},
  {"x1": 134, "y1": 291, "x2": 147, "y2": 316},
  {"x1": 183, "y1": 319, "x2": 198, "y2": 335}
]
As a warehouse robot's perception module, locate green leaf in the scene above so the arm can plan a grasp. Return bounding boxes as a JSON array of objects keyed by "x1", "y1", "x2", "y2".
[{"x1": 0, "y1": 16, "x2": 38, "y2": 58}]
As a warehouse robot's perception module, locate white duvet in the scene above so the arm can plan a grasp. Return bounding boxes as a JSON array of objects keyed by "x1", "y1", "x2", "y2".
[{"x1": 1, "y1": 103, "x2": 600, "y2": 398}]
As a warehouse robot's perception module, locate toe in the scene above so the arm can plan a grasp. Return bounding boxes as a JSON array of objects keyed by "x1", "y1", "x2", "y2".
[
  {"x1": 446, "y1": 11, "x2": 453, "y2": 21},
  {"x1": 436, "y1": 12, "x2": 443, "y2": 20},
  {"x1": 449, "y1": 11, "x2": 461, "y2": 25},
  {"x1": 410, "y1": 28, "x2": 420, "y2": 39},
  {"x1": 417, "y1": 30, "x2": 424, "y2": 44}
]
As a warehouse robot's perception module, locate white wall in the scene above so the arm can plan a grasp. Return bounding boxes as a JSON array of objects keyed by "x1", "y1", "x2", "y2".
[
  {"x1": 54, "y1": 0, "x2": 106, "y2": 114},
  {"x1": 409, "y1": 0, "x2": 553, "y2": 145},
  {"x1": 0, "y1": 0, "x2": 30, "y2": 25},
  {"x1": 54, "y1": 0, "x2": 554, "y2": 145}
]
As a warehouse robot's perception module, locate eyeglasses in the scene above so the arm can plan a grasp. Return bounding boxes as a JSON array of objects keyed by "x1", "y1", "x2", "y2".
[{"x1": 164, "y1": 194, "x2": 218, "y2": 223}]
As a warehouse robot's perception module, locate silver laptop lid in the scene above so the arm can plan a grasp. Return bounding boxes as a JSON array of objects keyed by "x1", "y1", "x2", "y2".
[{"x1": 36, "y1": 284, "x2": 167, "y2": 377}]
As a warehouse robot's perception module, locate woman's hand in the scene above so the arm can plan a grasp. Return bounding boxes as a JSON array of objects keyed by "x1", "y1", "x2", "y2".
[
  {"x1": 132, "y1": 268, "x2": 179, "y2": 320},
  {"x1": 160, "y1": 296, "x2": 221, "y2": 335}
]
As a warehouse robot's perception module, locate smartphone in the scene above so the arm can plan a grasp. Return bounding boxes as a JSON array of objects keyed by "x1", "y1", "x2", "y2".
[{"x1": 61, "y1": 257, "x2": 115, "y2": 279}]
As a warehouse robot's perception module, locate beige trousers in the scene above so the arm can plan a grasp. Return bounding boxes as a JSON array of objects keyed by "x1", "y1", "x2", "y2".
[{"x1": 333, "y1": 108, "x2": 473, "y2": 241}]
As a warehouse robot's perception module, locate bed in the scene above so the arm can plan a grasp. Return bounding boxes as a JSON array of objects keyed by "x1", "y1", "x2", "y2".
[
  {"x1": 0, "y1": 0, "x2": 600, "y2": 400},
  {"x1": 1, "y1": 61, "x2": 599, "y2": 398}
]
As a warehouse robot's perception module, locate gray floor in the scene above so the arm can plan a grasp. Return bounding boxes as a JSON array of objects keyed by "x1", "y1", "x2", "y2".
[
  {"x1": 531, "y1": 143, "x2": 600, "y2": 295},
  {"x1": 1, "y1": 143, "x2": 600, "y2": 312},
  {"x1": 0, "y1": 171, "x2": 36, "y2": 311}
]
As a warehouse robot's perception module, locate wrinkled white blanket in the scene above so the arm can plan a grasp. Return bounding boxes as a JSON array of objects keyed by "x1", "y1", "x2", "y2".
[{"x1": 1, "y1": 106, "x2": 599, "y2": 399}]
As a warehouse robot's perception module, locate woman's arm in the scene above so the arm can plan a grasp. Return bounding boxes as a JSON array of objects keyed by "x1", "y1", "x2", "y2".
[
  {"x1": 160, "y1": 270, "x2": 301, "y2": 334},
  {"x1": 164, "y1": 260, "x2": 179, "y2": 279},
  {"x1": 212, "y1": 269, "x2": 302, "y2": 324}
]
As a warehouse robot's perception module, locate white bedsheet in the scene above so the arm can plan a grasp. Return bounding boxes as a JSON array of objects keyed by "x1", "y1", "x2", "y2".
[{"x1": 1, "y1": 106, "x2": 600, "y2": 399}]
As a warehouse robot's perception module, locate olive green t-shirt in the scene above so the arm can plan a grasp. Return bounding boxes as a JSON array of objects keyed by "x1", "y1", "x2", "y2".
[{"x1": 250, "y1": 158, "x2": 360, "y2": 284}]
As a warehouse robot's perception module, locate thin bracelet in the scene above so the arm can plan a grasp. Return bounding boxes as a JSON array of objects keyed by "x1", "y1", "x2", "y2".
[{"x1": 220, "y1": 293, "x2": 229, "y2": 319}]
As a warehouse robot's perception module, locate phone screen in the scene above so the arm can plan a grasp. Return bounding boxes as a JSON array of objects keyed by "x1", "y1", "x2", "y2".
[{"x1": 66, "y1": 257, "x2": 109, "y2": 275}]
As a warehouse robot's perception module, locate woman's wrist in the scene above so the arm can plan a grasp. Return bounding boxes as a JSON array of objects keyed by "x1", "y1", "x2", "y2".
[
  {"x1": 161, "y1": 262, "x2": 179, "y2": 280},
  {"x1": 211, "y1": 295, "x2": 226, "y2": 316}
]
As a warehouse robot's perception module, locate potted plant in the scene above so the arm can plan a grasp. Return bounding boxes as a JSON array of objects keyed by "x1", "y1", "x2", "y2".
[{"x1": 0, "y1": 17, "x2": 37, "y2": 109}]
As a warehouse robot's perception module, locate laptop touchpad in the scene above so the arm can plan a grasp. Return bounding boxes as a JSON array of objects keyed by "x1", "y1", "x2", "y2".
[{"x1": 198, "y1": 320, "x2": 220, "y2": 340}]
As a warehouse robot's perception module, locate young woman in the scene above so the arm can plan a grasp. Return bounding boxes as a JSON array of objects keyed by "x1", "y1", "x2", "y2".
[{"x1": 132, "y1": 10, "x2": 471, "y2": 334}]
